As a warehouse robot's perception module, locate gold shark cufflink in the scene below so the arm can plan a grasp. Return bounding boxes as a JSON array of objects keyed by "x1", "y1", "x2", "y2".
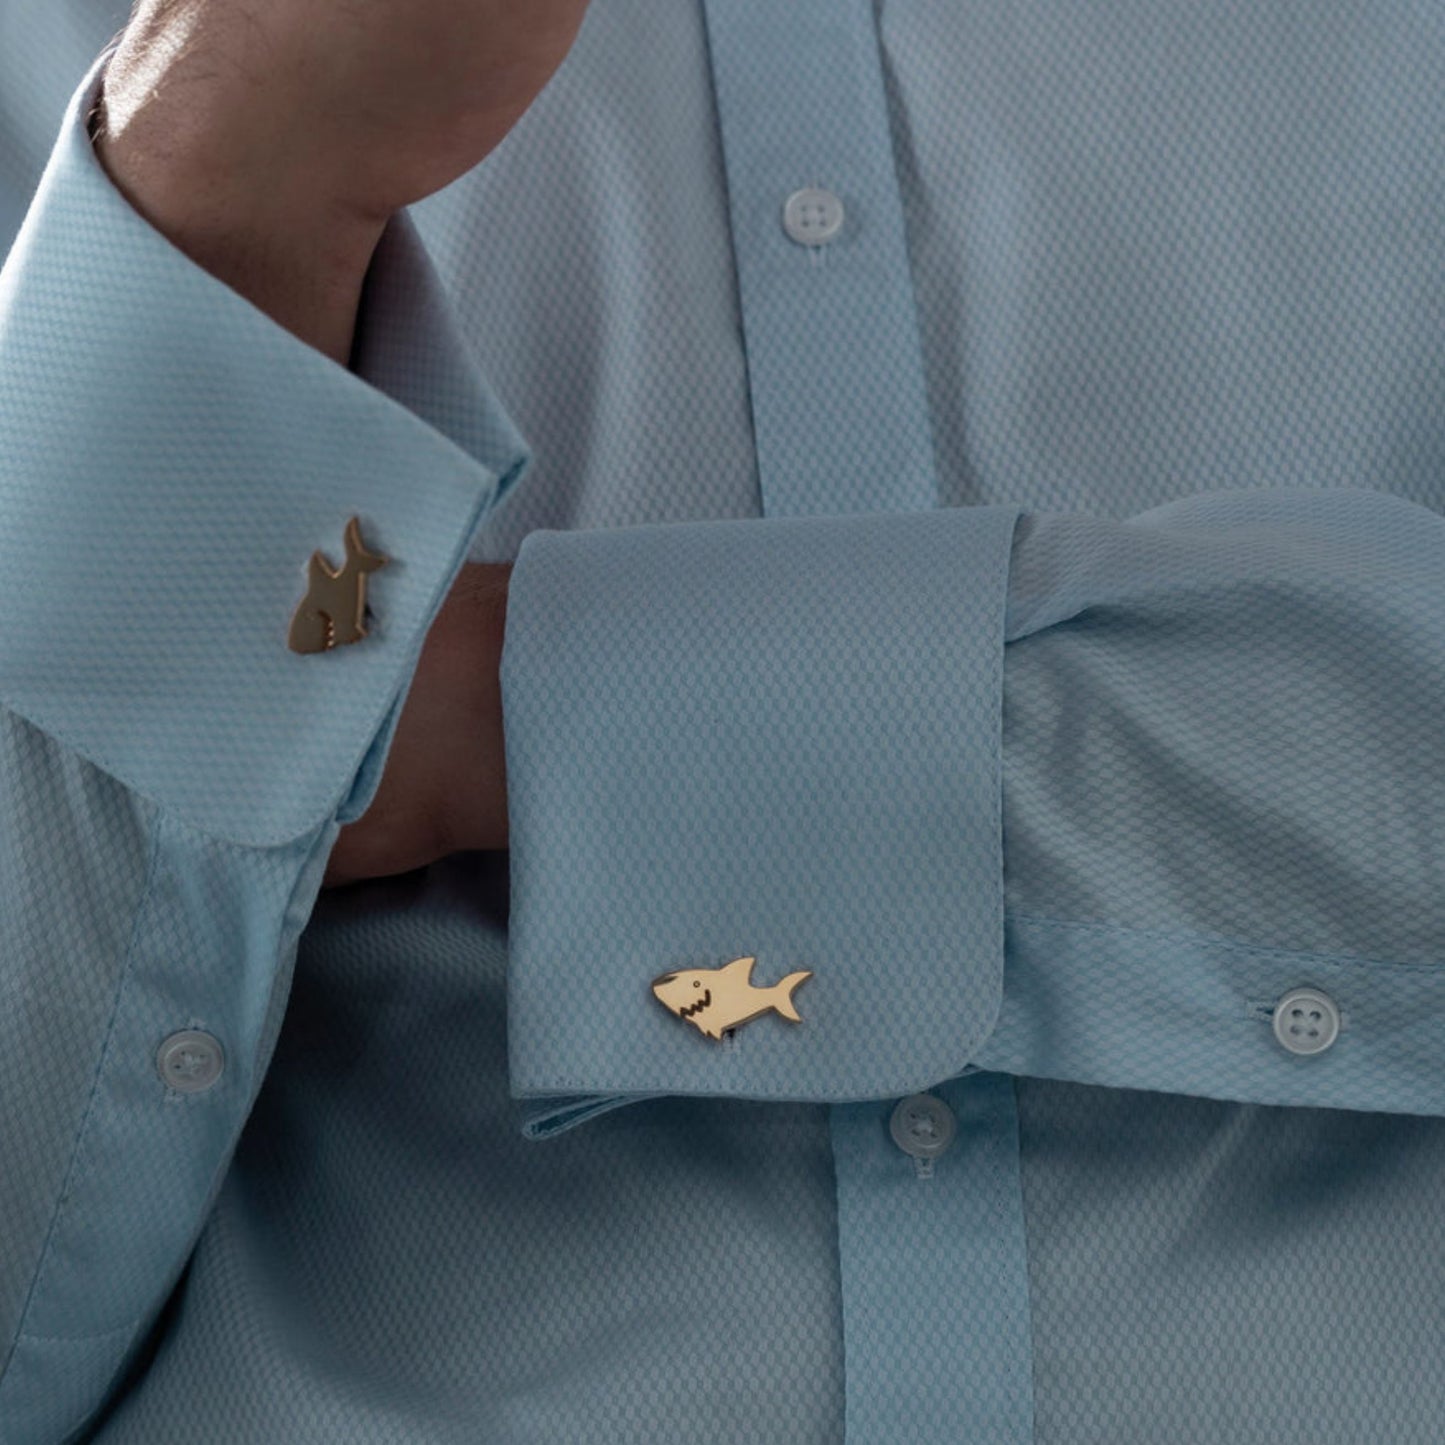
[
  {"x1": 651, "y1": 955, "x2": 812, "y2": 1041},
  {"x1": 288, "y1": 516, "x2": 388, "y2": 654}
]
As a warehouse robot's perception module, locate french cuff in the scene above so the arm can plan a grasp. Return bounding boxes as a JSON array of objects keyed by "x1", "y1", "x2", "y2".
[
  {"x1": 0, "y1": 39, "x2": 533, "y2": 850},
  {"x1": 502, "y1": 503, "x2": 1021, "y2": 1134}
]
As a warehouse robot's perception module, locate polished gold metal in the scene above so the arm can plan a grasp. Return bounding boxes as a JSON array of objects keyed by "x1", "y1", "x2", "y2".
[
  {"x1": 288, "y1": 516, "x2": 388, "y2": 653},
  {"x1": 651, "y1": 955, "x2": 812, "y2": 1041}
]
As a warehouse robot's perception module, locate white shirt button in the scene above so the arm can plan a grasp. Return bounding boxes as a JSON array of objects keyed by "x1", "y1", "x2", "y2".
[
  {"x1": 1272, "y1": 987, "x2": 1341, "y2": 1056},
  {"x1": 783, "y1": 187, "x2": 845, "y2": 246},
  {"x1": 889, "y1": 1093, "x2": 957, "y2": 1159},
  {"x1": 156, "y1": 1030, "x2": 225, "y2": 1093}
]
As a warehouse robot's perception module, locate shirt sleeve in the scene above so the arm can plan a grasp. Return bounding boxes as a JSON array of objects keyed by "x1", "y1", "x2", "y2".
[
  {"x1": 502, "y1": 486, "x2": 1445, "y2": 1136},
  {"x1": 0, "y1": 40, "x2": 531, "y2": 1441}
]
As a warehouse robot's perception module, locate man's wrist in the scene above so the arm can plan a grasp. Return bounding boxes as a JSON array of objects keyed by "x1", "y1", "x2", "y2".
[
  {"x1": 93, "y1": 15, "x2": 388, "y2": 367},
  {"x1": 438, "y1": 562, "x2": 512, "y2": 856}
]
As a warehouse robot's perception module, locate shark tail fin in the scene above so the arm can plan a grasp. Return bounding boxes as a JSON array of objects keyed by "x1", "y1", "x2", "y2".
[
  {"x1": 771, "y1": 970, "x2": 813, "y2": 1023},
  {"x1": 344, "y1": 515, "x2": 387, "y2": 573}
]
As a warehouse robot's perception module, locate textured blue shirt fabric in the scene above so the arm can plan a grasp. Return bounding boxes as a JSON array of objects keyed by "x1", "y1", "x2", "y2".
[{"x1": 4, "y1": 3, "x2": 1445, "y2": 1441}]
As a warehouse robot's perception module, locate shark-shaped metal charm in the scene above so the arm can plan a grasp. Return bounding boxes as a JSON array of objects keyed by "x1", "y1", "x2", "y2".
[
  {"x1": 651, "y1": 955, "x2": 813, "y2": 1041},
  {"x1": 287, "y1": 516, "x2": 388, "y2": 654}
]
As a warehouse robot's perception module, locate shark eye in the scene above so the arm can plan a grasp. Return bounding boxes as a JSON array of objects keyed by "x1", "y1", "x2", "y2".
[{"x1": 693, "y1": 980, "x2": 701, "y2": 988}]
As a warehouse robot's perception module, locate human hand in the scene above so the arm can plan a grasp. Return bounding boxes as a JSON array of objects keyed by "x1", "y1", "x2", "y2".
[
  {"x1": 321, "y1": 562, "x2": 511, "y2": 889},
  {"x1": 95, "y1": 1, "x2": 547, "y2": 887},
  {"x1": 96, "y1": 0, "x2": 591, "y2": 365},
  {"x1": 104, "y1": 0, "x2": 593, "y2": 232}
]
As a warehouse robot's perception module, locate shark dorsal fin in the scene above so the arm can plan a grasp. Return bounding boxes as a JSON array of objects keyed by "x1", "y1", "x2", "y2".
[
  {"x1": 720, "y1": 955, "x2": 756, "y2": 980},
  {"x1": 308, "y1": 550, "x2": 338, "y2": 582}
]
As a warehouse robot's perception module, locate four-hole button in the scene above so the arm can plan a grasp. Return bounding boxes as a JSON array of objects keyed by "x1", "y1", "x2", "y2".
[{"x1": 1272, "y1": 988, "x2": 1341, "y2": 1057}]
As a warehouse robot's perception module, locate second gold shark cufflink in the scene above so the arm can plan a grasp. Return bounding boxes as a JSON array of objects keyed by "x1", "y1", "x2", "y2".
[
  {"x1": 651, "y1": 955, "x2": 812, "y2": 1041},
  {"x1": 288, "y1": 516, "x2": 388, "y2": 654}
]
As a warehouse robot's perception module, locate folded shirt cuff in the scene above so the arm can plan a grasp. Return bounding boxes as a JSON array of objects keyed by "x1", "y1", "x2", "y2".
[
  {"x1": 502, "y1": 503, "x2": 1022, "y2": 1122},
  {"x1": 0, "y1": 37, "x2": 533, "y2": 850}
]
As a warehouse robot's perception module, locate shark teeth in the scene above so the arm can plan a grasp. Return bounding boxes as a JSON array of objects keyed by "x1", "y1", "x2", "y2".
[{"x1": 680, "y1": 989, "x2": 712, "y2": 1018}]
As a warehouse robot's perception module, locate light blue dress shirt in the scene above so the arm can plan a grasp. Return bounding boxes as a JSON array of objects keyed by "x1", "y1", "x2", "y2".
[{"x1": 4, "y1": 2, "x2": 1445, "y2": 1440}]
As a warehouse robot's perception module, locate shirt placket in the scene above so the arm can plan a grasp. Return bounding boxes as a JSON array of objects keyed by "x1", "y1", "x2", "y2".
[
  {"x1": 700, "y1": 1, "x2": 1036, "y2": 1438},
  {"x1": 700, "y1": 0, "x2": 939, "y2": 517},
  {"x1": 831, "y1": 1075, "x2": 1035, "y2": 1442}
]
